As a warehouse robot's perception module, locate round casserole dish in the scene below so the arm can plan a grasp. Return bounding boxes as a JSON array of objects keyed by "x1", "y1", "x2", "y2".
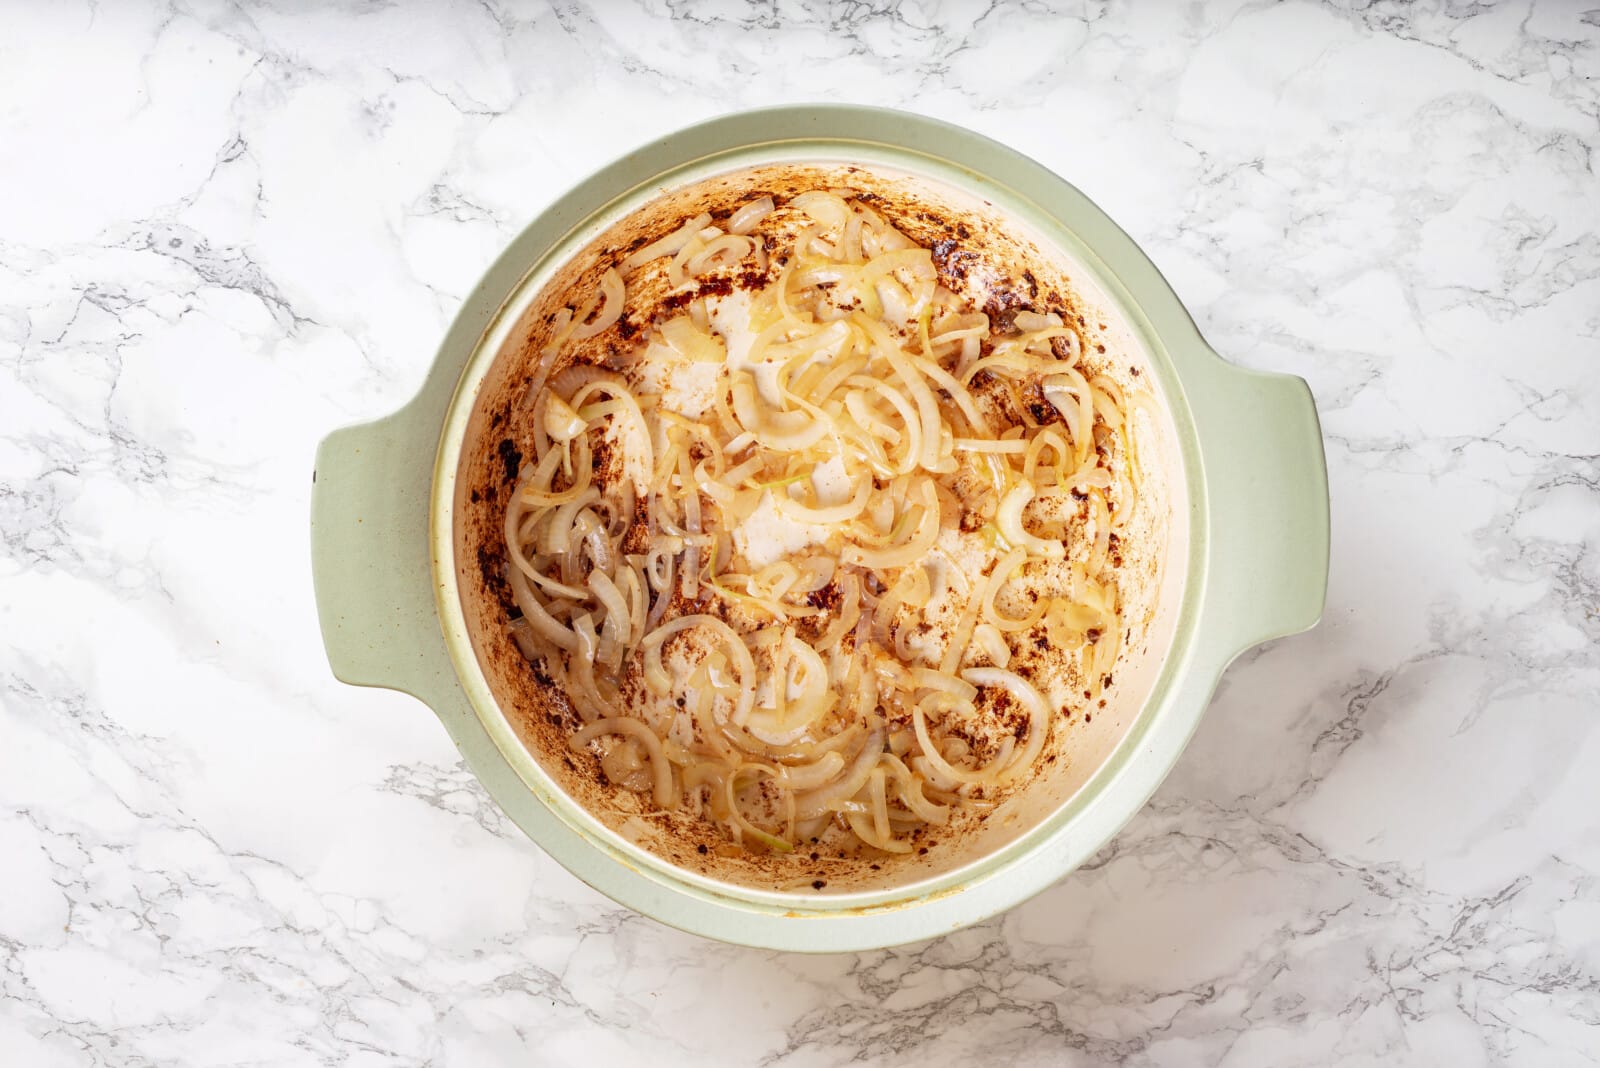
[{"x1": 310, "y1": 106, "x2": 1329, "y2": 952}]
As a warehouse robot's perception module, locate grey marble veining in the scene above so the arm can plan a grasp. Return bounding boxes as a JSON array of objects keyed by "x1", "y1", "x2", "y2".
[{"x1": 2, "y1": 1, "x2": 1597, "y2": 1065}]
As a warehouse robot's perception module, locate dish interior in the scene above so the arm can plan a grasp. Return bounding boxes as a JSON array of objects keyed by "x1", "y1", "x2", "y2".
[{"x1": 451, "y1": 161, "x2": 1187, "y2": 897}]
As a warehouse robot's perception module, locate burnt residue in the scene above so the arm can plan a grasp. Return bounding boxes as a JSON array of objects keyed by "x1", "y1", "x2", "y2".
[
  {"x1": 590, "y1": 437, "x2": 613, "y2": 478},
  {"x1": 805, "y1": 581, "x2": 842, "y2": 612},
  {"x1": 497, "y1": 438, "x2": 522, "y2": 484},
  {"x1": 982, "y1": 286, "x2": 1032, "y2": 333},
  {"x1": 477, "y1": 546, "x2": 510, "y2": 608},
  {"x1": 931, "y1": 238, "x2": 981, "y2": 289},
  {"x1": 1023, "y1": 381, "x2": 1058, "y2": 427},
  {"x1": 1050, "y1": 334, "x2": 1080, "y2": 362},
  {"x1": 620, "y1": 495, "x2": 651, "y2": 555}
]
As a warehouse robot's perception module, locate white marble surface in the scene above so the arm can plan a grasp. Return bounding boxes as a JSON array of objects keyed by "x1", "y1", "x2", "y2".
[{"x1": 2, "y1": 1, "x2": 1597, "y2": 1064}]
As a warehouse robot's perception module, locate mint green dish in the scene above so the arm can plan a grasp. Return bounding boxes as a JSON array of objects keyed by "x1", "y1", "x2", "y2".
[{"x1": 310, "y1": 106, "x2": 1329, "y2": 952}]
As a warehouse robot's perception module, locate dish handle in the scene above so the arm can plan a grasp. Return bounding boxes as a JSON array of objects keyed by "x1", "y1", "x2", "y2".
[
  {"x1": 310, "y1": 400, "x2": 454, "y2": 705},
  {"x1": 1190, "y1": 360, "x2": 1331, "y2": 660}
]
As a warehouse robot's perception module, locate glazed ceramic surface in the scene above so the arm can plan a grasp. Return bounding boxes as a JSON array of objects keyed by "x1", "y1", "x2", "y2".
[{"x1": 311, "y1": 107, "x2": 1328, "y2": 951}]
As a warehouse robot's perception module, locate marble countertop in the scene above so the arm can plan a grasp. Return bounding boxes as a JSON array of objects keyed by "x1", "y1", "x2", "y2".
[{"x1": 3, "y1": 2, "x2": 1598, "y2": 1065}]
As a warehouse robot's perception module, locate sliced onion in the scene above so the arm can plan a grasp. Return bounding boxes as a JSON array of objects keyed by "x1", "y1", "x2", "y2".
[
  {"x1": 843, "y1": 479, "x2": 940, "y2": 570},
  {"x1": 795, "y1": 728, "x2": 883, "y2": 819},
  {"x1": 791, "y1": 190, "x2": 851, "y2": 231},
  {"x1": 996, "y1": 483, "x2": 1066, "y2": 560},
  {"x1": 573, "y1": 268, "x2": 625, "y2": 339},
  {"x1": 622, "y1": 212, "x2": 712, "y2": 274},
  {"x1": 571, "y1": 718, "x2": 674, "y2": 808},
  {"x1": 971, "y1": 623, "x2": 1011, "y2": 668},
  {"x1": 777, "y1": 475, "x2": 870, "y2": 525},
  {"x1": 728, "y1": 196, "x2": 775, "y2": 236},
  {"x1": 962, "y1": 667, "x2": 1051, "y2": 781},
  {"x1": 687, "y1": 234, "x2": 753, "y2": 277},
  {"x1": 910, "y1": 696, "x2": 1007, "y2": 786},
  {"x1": 543, "y1": 393, "x2": 588, "y2": 443},
  {"x1": 641, "y1": 615, "x2": 757, "y2": 725}
]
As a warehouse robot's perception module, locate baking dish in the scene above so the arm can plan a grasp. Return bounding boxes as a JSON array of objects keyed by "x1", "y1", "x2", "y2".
[{"x1": 311, "y1": 106, "x2": 1329, "y2": 951}]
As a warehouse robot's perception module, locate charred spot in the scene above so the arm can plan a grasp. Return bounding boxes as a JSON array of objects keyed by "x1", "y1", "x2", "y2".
[
  {"x1": 1084, "y1": 713, "x2": 1092, "y2": 723},
  {"x1": 1049, "y1": 333, "x2": 1080, "y2": 362},
  {"x1": 545, "y1": 711, "x2": 563, "y2": 728},
  {"x1": 806, "y1": 581, "x2": 841, "y2": 612},
  {"x1": 955, "y1": 221, "x2": 972, "y2": 239},
  {"x1": 1021, "y1": 269, "x2": 1039, "y2": 299},
  {"x1": 959, "y1": 509, "x2": 985, "y2": 533},
  {"x1": 931, "y1": 238, "x2": 981, "y2": 288},
  {"x1": 1024, "y1": 383, "x2": 1058, "y2": 427},
  {"x1": 698, "y1": 276, "x2": 734, "y2": 298},
  {"x1": 809, "y1": 851, "x2": 820, "y2": 861},
  {"x1": 616, "y1": 318, "x2": 639, "y2": 340},
  {"x1": 918, "y1": 846, "x2": 929, "y2": 855},
  {"x1": 491, "y1": 408, "x2": 506, "y2": 429},
  {"x1": 1071, "y1": 487, "x2": 1088, "y2": 501},
  {"x1": 470, "y1": 488, "x2": 482, "y2": 504},
  {"x1": 981, "y1": 686, "x2": 1014, "y2": 714},
  {"x1": 1034, "y1": 634, "x2": 1049, "y2": 650},
  {"x1": 1102, "y1": 673, "x2": 1114, "y2": 689},
  {"x1": 812, "y1": 879, "x2": 826, "y2": 890},
  {"x1": 697, "y1": 843, "x2": 708, "y2": 855},
  {"x1": 532, "y1": 658, "x2": 557, "y2": 689},
  {"x1": 1129, "y1": 366, "x2": 1141, "y2": 377},
  {"x1": 478, "y1": 546, "x2": 509, "y2": 602},
  {"x1": 621, "y1": 495, "x2": 651, "y2": 554},
  {"x1": 1095, "y1": 343, "x2": 1106, "y2": 354},
  {"x1": 737, "y1": 268, "x2": 768, "y2": 290},
  {"x1": 497, "y1": 438, "x2": 522, "y2": 484}
]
